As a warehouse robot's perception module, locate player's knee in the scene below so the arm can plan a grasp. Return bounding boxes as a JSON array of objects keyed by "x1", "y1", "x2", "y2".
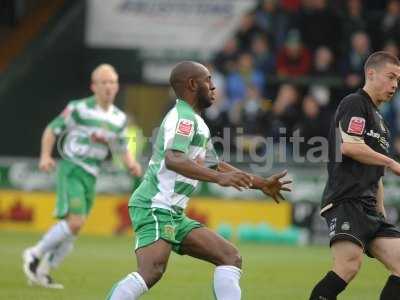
[
  {"x1": 346, "y1": 258, "x2": 362, "y2": 278},
  {"x1": 335, "y1": 254, "x2": 362, "y2": 281},
  {"x1": 147, "y1": 268, "x2": 164, "y2": 287},
  {"x1": 139, "y1": 263, "x2": 166, "y2": 288},
  {"x1": 66, "y1": 216, "x2": 85, "y2": 234},
  {"x1": 387, "y1": 253, "x2": 400, "y2": 276},
  {"x1": 232, "y1": 252, "x2": 242, "y2": 268},
  {"x1": 220, "y1": 247, "x2": 242, "y2": 268}
]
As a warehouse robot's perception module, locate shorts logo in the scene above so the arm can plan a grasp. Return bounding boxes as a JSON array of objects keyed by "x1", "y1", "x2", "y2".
[
  {"x1": 176, "y1": 119, "x2": 194, "y2": 136},
  {"x1": 347, "y1": 117, "x2": 365, "y2": 135},
  {"x1": 164, "y1": 224, "x2": 176, "y2": 240},
  {"x1": 329, "y1": 217, "x2": 337, "y2": 236},
  {"x1": 341, "y1": 222, "x2": 350, "y2": 231}
]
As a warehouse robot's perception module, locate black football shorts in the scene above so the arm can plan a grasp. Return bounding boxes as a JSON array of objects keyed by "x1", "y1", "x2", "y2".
[{"x1": 322, "y1": 200, "x2": 400, "y2": 257}]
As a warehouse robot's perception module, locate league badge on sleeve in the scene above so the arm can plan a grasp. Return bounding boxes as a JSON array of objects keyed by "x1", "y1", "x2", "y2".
[
  {"x1": 347, "y1": 117, "x2": 366, "y2": 135},
  {"x1": 176, "y1": 119, "x2": 194, "y2": 137},
  {"x1": 61, "y1": 107, "x2": 71, "y2": 118}
]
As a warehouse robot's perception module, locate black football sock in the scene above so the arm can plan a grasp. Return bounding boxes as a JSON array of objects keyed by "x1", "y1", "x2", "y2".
[
  {"x1": 380, "y1": 275, "x2": 400, "y2": 300},
  {"x1": 309, "y1": 271, "x2": 347, "y2": 300}
]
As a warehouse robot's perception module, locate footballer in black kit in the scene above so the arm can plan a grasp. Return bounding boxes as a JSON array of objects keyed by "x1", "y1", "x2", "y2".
[
  {"x1": 321, "y1": 88, "x2": 400, "y2": 253},
  {"x1": 309, "y1": 51, "x2": 400, "y2": 300}
]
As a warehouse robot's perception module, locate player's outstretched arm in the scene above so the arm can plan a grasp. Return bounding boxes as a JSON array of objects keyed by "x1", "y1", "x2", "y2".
[
  {"x1": 39, "y1": 127, "x2": 56, "y2": 172},
  {"x1": 216, "y1": 161, "x2": 292, "y2": 203},
  {"x1": 165, "y1": 150, "x2": 252, "y2": 191},
  {"x1": 341, "y1": 142, "x2": 400, "y2": 175}
]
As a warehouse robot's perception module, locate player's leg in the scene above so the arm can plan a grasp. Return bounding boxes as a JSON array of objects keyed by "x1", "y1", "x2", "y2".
[
  {"x1": 180, "y1": 227, "x2": 242, "y2": 300},
  {"x1": 22, "y1": 217, "x2": 74, "y2": 284},
  {"x1": 309, "y1": 202, "x2": 369, "y2": 300},
  {"x1": 107, "y1": 207, "x2": 174, "y2": 299},
  {"x1": 309, "y1": 240, "x2": 363, "y2": 300},
  {"x1": 23, "y1": 163, "x2": 89, "y2": 286},
  {"x1": 370, "y1": 237, "x2": 400, "y2": 299},
  {"x1": 107, "y1": 240, "x2": 172, "y2": 300},
  {"x1": 40, "y1": 170, "x2": 96, "y2": 277}
]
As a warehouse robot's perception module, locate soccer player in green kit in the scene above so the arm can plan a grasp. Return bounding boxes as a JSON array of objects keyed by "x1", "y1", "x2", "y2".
[
  {"x1": 106, "y1": 61, "x2": 291, "y2": 300},
  {"x1": 22, "y1": 64, "x2": 142, "y2": 288}
]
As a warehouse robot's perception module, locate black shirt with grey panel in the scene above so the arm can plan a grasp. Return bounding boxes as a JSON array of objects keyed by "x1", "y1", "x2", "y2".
[
  {"x1": 321, "y1": 89, "x2": 400, "y2": 253},
  {"x1": 321, "y1": 89, "x2": 390, "y2": 211}
]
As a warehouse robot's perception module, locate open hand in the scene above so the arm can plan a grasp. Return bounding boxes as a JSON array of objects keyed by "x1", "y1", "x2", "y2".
[
  {"x1": 261, "y1": 170, "x2": 292, "y2": 203},
  {"x1": 127, "y1": 161, "x2": 142, "y2": 177},
  {"x1": 39, "y1": 155, "x2": 56, "y2": 172}
]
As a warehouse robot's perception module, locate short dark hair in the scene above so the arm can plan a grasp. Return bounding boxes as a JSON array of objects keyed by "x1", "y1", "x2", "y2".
[{"x1": 364, "y1": 51, "x2": 400, "y2": 72}]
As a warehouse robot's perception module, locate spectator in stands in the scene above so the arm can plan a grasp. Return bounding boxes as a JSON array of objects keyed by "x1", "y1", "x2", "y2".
[
  {"x1": 381, "y1": 90, "x2": 400, "y2": 139},
  {"x1": 203, "y1": 63, "x2": 229, "y2": 139},
  {"x1": 379, "y1": 43, "x2": 400, "y2": 136},
  {"x1": 296, "y1": 0, "x2": 342, "y2": 53},
  {"x1": 266, "y1": 83, "x2": 300, "y2": 138},
  {"x1": 380, "y1": 0, "x2": 400, "y2": 44},
  {"x1": 311, "y1": 46, "x2": 336, "y2": 77},
  {"x1": 254, "y1": 0, "x2": 290, "y2": 48},
  {"x1": 294, "y1": 94, "x2": 329, "y2": 155},
  {"x1": 235, "y1": 12, "x2": 264, "y2": 52},
  {"x1": 340, "y1": 31, "x2": 371, "y2": 90},
  {"x1": 383, "y1": 40, "x2": 400, "y2": 58},
  {"x1": 276, "y1": 29, "x2": 311, "y2": 77},
  {"x1": 231, "y1": 84, "x2": 270, "y2": 153},
  {"x1": 250, "y1": 34, "x2": 276, "y2": 75},
  {"x1": 341, "y1": 0, "x2": 368, "y2": 51},
  {"x1": 392, "y1": 135, "x2": 400, "y2": 161},
  {"x1": 308, "y1": 46, "x2": 336, "y2": 106},
  {"x1": 213, "y1": 37, "x2": 239, "y2": 75},
  {"x1": 229, "y1": 84, "x2": 268, "y2": 134},
  {"x1": 225, "y1": 52, "x2": 265, "y2": 105},
  {"x1": 281, "y1": 0, "x2": 301, "y2": 13}
]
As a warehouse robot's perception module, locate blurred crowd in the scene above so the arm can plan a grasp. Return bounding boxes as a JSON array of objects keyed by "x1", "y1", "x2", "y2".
[{"x1": 202, "y1": 0, "x2": 400, "y2": 158}]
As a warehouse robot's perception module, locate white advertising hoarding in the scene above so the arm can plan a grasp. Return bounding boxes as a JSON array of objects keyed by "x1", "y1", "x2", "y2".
[{"x1": 86, "y1": 0, "x2": 256, "y2": 59}]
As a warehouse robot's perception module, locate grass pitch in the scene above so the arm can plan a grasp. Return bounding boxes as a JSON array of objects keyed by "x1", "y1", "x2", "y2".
[{"x1": 0, "y1": 231, "x2": 389, "y2": 299}]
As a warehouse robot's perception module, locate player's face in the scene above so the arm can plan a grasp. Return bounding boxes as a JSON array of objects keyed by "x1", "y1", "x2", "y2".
[
  {"x1": 195, "y1": 68, "x2": 216, "y2": 110},
  {"x1": 372, "y1": 63, "x2": 400, "y2": 102},
  {"x1": 91, "y1": 69, "x2": 119, "y2": 106}
]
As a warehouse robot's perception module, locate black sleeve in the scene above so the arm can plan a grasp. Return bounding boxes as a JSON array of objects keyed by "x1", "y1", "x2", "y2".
[{"x1": 336, "y1": 96, "x2": 368, "y2": 138}]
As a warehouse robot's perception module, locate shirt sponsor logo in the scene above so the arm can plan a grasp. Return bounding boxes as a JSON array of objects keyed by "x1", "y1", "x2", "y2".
[
  {"x1": 366, "y1": 130, "x2": 390, "y2": 151},
  {"x1": 176, "y1": 119, "x2": 194, "y2": 136},
  {"x1": 380, "y1": 120, "x2": 387, "y2": 133},
  {"x1": 347, "y1": 117, "x2": 365, "y2": 135}
]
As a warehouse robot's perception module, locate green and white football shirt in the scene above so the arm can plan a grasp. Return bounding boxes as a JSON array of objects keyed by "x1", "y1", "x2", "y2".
[
  {"x1": 130, "y1": 99, "x2": 218, "y2": 210},
  {"x1": 49, "y1": 96, "x2": 128, "y2": 176}
]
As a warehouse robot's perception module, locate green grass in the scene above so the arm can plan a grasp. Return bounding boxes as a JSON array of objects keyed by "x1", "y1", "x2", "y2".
[{"x1": 0, "y1": 231, "x2": 390, "y2": 299}]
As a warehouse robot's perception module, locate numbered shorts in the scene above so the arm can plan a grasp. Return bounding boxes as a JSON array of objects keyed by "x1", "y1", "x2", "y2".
[
  {"x1": 129, "y1": 206, "x2": 202, "y2": 254},
  {"x1": 323, "y1": 200, "x2": 400, "y2": 257},
  {"x1": 55, "y1": 160, "x2": 96, "y2": 218}
]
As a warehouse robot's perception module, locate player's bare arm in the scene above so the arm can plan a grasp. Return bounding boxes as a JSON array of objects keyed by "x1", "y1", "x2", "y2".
[
  {"x1": 39, "y1": 126, "x2": 56, "y2": 172},
  {"x1": 121, "y1": 150, "x2": 142, "y2": 176},
  {"x1": 165, "y1": 149, "x2": 252, "y2": 191},
  {"x1": 216, "y1": 161, "x2": 292, "y2": 203},
  {"x1": 341, "y1": 142, "x2": 400, "y2": 175}
]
